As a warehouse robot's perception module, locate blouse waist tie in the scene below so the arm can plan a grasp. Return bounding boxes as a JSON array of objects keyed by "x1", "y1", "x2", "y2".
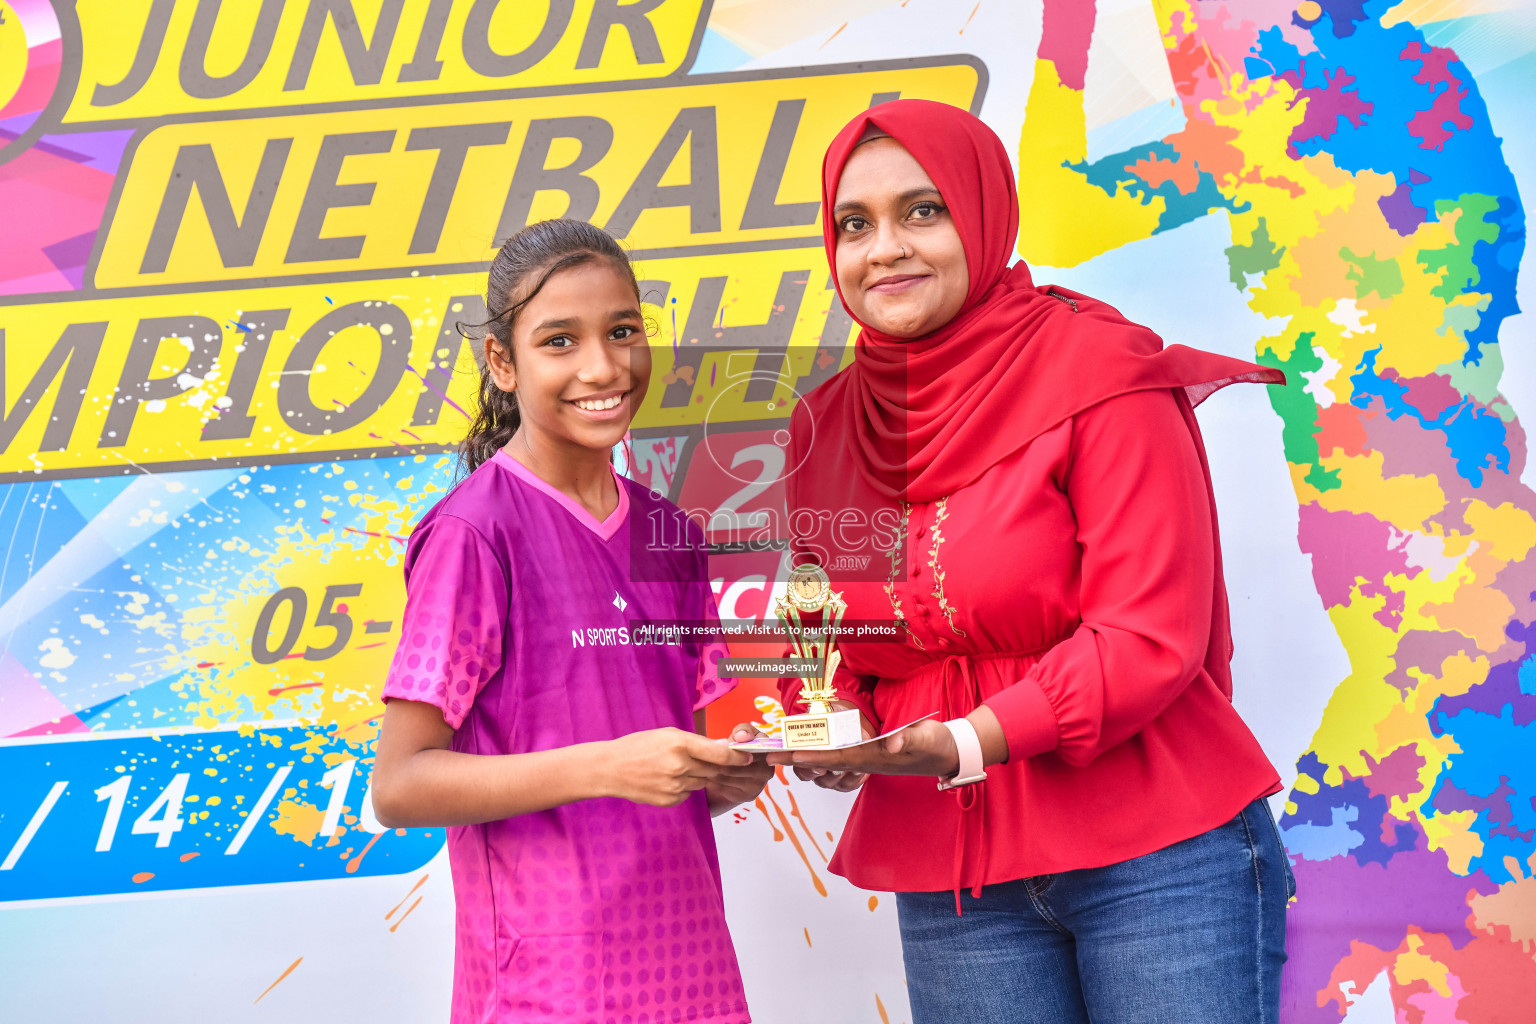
[
  {"x1": 907, "y1": 640, "x2": 1071, "y2": 915},
  {"x1": 939, "y1": 653, "x2": 987, "y2": 915}
]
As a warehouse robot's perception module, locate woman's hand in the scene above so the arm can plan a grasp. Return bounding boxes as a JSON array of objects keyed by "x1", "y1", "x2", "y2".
[
  {"x1": 782, "y1": 701, "x2": 877, "y2": 792},
  {"x1": 768, "y1": 706, "x2": 1009, "y2": 780},
  {"x1": 768, "y1": 719, "x2": 961, "y2": 778},
  {"x1": 793, "y1": 764, "x2": 870, "y2": 792},
  {"x1": 599, "y1": 727, "x2": 755, "y2": 808},
  {"x1": 703, "y1": 724, "x2": 779, "y2": 814}
]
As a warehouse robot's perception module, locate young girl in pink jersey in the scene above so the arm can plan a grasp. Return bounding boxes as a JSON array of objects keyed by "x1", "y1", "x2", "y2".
[{"x1": 371, "y1": 219, "x2": 770, "y2": 1024}]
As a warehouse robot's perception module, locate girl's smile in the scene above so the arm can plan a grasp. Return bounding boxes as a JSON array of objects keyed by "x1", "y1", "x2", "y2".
[
  {"x1": 485, "y1": 260, "x2": 651, "y2": 459},
  {"x1": 566, "y1": 387, "x2": 634, "y2": 417},
  {"x1": 479, "y1": 257, "x2": 651, "y2": 521}
]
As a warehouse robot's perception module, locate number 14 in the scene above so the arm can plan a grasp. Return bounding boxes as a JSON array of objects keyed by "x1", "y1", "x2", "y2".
[{"x1": 95, "y1": 773, "x2": 189, "y2": 851}]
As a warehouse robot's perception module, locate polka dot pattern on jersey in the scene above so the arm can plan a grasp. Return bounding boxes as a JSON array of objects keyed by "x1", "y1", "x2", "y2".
[{"x1": 694, "y1": 641, "x2": 731, "y2": 711}]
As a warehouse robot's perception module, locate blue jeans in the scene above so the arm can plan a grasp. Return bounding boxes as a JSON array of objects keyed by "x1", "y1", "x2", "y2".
[{"x1": 896, "y1": 798, "x2": 1294, "y2": 1024}]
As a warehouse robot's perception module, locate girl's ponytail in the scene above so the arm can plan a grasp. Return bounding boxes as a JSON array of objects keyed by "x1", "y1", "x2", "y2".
[
  {"x1": 460, "y1": 363, "x2": 521, "y2": 475},
  {"x1": 455, "y1": 219, "x2": 637, "y2": 476}
]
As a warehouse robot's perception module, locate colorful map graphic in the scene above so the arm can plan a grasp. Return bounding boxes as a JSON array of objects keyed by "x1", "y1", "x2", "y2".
[{"x1": 1019, "y1": 0, "x2": 1533, "y2": 1019}]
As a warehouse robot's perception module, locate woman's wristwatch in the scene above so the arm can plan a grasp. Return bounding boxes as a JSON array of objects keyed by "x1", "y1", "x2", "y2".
[{"x1": 936, "y1": 717, "x2": 989, "y2": 791}]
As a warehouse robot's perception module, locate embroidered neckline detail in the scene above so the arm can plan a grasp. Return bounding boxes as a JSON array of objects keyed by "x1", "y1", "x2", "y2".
[
  {"x1": 929, "y1": 497, "x2": 967, "y2": 638},
  {"x1": 883, "y1": 500, "x2": 925, "y2": 650},
  {"x1": 883, "y1": 497, "x2": 967, "y2": 647}
]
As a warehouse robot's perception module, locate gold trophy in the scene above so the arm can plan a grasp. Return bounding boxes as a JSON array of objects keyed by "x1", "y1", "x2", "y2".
[{"x1": 777, "y1": 563, "x2": 863, "y2": 749}]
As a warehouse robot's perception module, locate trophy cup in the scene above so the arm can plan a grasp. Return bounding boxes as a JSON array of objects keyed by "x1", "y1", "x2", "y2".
[{"x1": 777, "y1": 563, "x2": 863, "y2": 749}]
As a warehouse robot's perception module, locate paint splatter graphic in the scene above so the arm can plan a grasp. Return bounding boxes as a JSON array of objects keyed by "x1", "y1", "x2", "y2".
[
  {"x1": 0, "y1": 456, "x2": 451, "y2": 898},
  {"x1": 253, "y1": 956, "x2": 302, "y2": 1004}
]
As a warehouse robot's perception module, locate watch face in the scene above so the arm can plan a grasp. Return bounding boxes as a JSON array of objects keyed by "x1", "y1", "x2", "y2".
[{"x1": 785, "y1": 563, "x2": 830, "y2": 611}]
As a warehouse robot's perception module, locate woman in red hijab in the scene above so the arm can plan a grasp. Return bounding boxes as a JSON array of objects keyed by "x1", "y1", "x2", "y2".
[{"x1": 770, "y1": 100, "x2": 1294, "y2": 1022}]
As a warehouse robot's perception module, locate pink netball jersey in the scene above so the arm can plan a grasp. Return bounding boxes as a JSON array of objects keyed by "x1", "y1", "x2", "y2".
[{"x1": 382, "y1": 450, "x2": 748, "y2": 1024}]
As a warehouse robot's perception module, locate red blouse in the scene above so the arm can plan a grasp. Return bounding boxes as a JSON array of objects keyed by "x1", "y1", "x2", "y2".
[{"x1": 780, "y1": 387, "x2": 1281, "y2": 895}]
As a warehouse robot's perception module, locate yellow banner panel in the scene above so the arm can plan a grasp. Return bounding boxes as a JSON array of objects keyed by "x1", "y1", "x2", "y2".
[
  {"x1": 63, "y1": 0, "x2": 709, "y2": 124},
  {"x1": 0, "y1": 246, "x2": 853, "y2": 479},
  {"x1": 91, "y1": 59, "x2": 982, "y2": 288}
]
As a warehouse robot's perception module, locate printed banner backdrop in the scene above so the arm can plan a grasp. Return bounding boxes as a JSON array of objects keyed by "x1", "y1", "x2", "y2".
[{"x1": 0, "y1": 1, "x2": 1533, "y2": 1021}]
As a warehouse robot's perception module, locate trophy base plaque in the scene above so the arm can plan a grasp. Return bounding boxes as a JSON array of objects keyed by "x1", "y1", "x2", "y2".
[{"x1": 781, "y1": 707, "x2": 864, "y2": 749}]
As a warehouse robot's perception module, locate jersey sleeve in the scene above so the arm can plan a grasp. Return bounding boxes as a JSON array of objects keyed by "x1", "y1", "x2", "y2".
[
  {"x1": 692, "y1": 545, "x2": 737, "y2": 712},
  {"x1": 382, "y1": 514, "x2": 509, "y2": 730}
]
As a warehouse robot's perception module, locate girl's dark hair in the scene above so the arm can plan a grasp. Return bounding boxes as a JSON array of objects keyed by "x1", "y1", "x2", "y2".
[{"x1": 456, "y1": 219, "x2": 639, "y2": 475}]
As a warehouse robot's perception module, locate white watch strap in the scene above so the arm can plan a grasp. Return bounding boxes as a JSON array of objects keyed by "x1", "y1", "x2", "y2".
[{"x1": 936, "y1": 717, "x2": 988, "y2": 791}]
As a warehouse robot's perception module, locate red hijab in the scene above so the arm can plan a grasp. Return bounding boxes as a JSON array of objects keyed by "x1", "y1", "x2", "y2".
[{"x1": 814, "y1": 99, "x2": 1283, "y2": 503}]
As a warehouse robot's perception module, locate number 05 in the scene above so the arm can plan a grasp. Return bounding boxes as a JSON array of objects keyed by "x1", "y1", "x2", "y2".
[{"x1": 251, "y1": 584, "x2": 363, "y2": 664}]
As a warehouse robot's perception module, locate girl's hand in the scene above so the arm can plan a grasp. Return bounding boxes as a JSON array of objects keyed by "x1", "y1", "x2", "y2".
[
  {"x1": 704, "y1": 724, "x2": 778, "y2": 814},
  {"x1": 600, "y1": 727, "x2": 754, "y2": 808}
]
